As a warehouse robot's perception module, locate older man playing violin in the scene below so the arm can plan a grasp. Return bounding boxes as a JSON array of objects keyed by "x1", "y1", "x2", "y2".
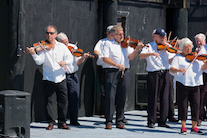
[
  {"x1": 194, "y1": 33, "x2": 207, "y2": 126},
  {"x1": 56, "y1": 32, "x2": 90, "y2": 126},
  {"x1": 100, "y1": 25, "x2": 143, "y2": 130},
  {"x1": 170, "y1": 37, "x2": 204, "y2": 135},
  {"x1": 27, "y1": 25, "x2": 73, "y2": 130},
  {"x1": 140, "y1": 28, "x2": 175, "y2": 128}
]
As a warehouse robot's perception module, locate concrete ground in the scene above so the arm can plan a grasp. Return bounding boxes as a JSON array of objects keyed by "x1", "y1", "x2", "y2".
[{"x1": 30, "y1": 109, "x2": 207, "y2": 138}]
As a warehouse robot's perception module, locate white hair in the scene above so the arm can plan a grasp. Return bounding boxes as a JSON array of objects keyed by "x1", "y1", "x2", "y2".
[
  {"x1": 195, "y1": 33, "x2": 206, "y2": 41},
  {"x1": 56, "y1": 32, "x2": 68, "y2": 41},
  {"x1": 179, "y1": 38, "x2": 194, "y2": 50},
  {"x1": 152, "y1": 29, "x2": 156, "y2": 36},
  {"x1": 110, "y1": 25, "x2": 123, "y2": 34}
]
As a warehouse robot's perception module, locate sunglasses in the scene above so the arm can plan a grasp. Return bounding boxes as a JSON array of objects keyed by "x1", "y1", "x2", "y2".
[{"x1": 46, "y1": 32, "x2": 55, "y2": 35}]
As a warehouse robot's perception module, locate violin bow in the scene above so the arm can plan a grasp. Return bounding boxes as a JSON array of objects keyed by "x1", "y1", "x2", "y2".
[
  {"x1": 174, "y1": 38, "x2": 179, "y2": 48},
  {"x1": 167, "y1": 31, "x2": 172, "y2": 42},
  {"x1": 120, "y1": 36, "x2": 132, "y2": 78},
  {"x1": 38, "y1": 42, "x2": 70, "y2": 73},
  {"x1": 183, "y1": 46, "x2": 203, "y2": 75}
]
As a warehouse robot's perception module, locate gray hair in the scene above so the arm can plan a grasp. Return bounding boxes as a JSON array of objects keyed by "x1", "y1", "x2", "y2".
[
  {"x1": 56, "y1": 32, "x2": 68, "y2": 41},
  {"x1": 110, "y1": 25, "x2": 123, "y2": 34},
  {"x1": 45, "y1": 25, "x2": 58, "y2": 34},
  {"x1": 179, "y1": 38, "x2": 194, "y2": 50},
  {"x1": 152, "y1": 29, "x2": 156, "y2": 36},
  {"x1": 195, "y1": 33, "x2": 206, "y2": 41}
]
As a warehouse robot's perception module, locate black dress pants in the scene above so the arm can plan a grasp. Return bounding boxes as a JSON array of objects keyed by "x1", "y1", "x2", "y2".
[
  {"x1": 199, "y1": 73, "x2": 207, "y2": 121},
  {"x1": 147, "y1": 70, "x2": 169, "y2": 125},
  {"x1": 43, "y1": 79, "x2": 68, "y2": 125},
  {"x1": 105, "y1": 68, "x2": 130, "y2": 125},
  {"x1": 66, "y1": 73, "x2": 80, "y2": 122},
  {"x1": 97, "y1": 65, "x2": 106, "y2": 115}
]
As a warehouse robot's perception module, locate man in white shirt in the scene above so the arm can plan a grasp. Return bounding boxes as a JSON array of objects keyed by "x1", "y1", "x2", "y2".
[
  {"x1": 56, "y1": 32, "x2": 90, "y2": 126},
  {"x1": 101, "y1": 25, "x2": 143, "y2": 129},
  {"x1": 195, "y1": 33, "x2": 207, "y2": 126},
  {"x1": 140, "y1": 28, "x2": 174, "y2": 128},
  {"x1": 27, "y1": 25, "x2": 73, "y2": 130},
  {"x1": 93, "y1": 25, "x2": 113, "y2": 118}
]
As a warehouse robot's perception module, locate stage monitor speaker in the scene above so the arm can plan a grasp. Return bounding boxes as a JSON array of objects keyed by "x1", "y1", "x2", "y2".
[
  {"x1": 0, "y1": 90, "x2": 31, "y2": 138},
  {"x1": 135, "y1": 73, "x2": 148, "y2": 110}
]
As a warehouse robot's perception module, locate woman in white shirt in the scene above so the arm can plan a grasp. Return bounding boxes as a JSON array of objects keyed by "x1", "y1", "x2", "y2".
[{"x1": 170, "y1": 38, "x2": 204, "y2": 135}]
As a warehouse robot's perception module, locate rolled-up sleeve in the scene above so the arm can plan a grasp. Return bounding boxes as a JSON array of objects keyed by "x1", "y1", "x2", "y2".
[{"x1": 32, "y1": 51, "x2": 45, "y2": 65}]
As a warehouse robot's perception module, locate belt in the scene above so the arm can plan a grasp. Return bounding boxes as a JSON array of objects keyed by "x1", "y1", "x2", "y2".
[
  {"x1": 104, "y1": 68, "x2": 129, "y2": 71},
  {"x1": 150, "y1": 69, "x2": 169, "y2": 73}
]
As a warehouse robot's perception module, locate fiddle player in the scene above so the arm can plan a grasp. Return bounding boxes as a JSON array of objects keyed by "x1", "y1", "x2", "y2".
[
  {"x1": 156, "y1": 32, "x2": 178, "y2": 123},
  {"x1": 195, "y1": 33, "x2": 207, "y2": 126},
  {"x1": 27, "y1": 25, "x2": 73, "y2": 130},
  {"x1": 139, "y1": 28, "x2": 175, "y2": 128},
  {"x1": 100, "y1": 25, "x2": 143, "y2": 129},
  {"x1": 93, "y1": 25, "x2": 114, "y2": 118},
  {"x1": 56, "y1": 32, "x2": 90, "y2": 126},
  {"x1": 170, "y1": 37, "x2": 204, "y2": 135}
]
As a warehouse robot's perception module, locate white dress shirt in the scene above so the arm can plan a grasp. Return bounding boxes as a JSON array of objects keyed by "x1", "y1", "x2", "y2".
[
  {"x1": 198, "y1": 44, "x2": 207, "y2": 55},
  {"x1": 170, "y1": 54, "x2": 204, "y2": 87},
  {"x1": 32, "y1": 40, "x2": 73, "y2": 83},
  {"x1": 94, "y1": 38, "x2": 110, "y2": 67},
  {"x1": 141, "y1": 41, "x2": 175, "y2": 72},
  {"x1": 100, "y1": 39, "x2": 134, "y2": 69}
]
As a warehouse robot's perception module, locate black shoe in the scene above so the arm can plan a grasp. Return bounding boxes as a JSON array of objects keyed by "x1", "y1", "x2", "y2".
[
  {"x1": 148, "y1": 123, "x2": 155, "y2": 128},
  {"x1": 70, "y1": 121, "x2": 80, "y2": 126},
  {"x1": 169, "y1": 117, "x2": 179, "y2": 122},
  {"x1": 158, "y1": 123, "x2": 170, "y2": 128},
  {"x1": 58, "y1": 123, "x2": 71, "y2": 130}
]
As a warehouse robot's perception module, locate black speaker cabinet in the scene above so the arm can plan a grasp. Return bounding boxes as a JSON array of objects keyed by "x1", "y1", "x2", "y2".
[
  {"x1": 0, "y1": 90, "x2": 31, "y2": 138},
  {"x1": 135, "y1": 73, "x2": 148, "y2": 109}
]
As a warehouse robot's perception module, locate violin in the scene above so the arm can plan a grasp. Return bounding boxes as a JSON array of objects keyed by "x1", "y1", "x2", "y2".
[
  {"x1": 67, "y1": 45, "x2": 95, "y2": 58},
  {"x1": 157, "y1": 43, "x2": 179, "y2": 53},
  {"x1": 23, "y1": 40, "x2": 52, "y2": 54},
  {"x1": 186, "y1": 52, "x2": 207, "y2": 62},
  {"x1": 121, "y1": 37, "x2": 148, "y2": 49}
]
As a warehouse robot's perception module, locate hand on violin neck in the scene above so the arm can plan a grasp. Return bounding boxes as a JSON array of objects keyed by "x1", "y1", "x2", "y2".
[
  {"x1": 82, "y1": 52, "x2": 90, "y2": 58},
  {"x1": 135, "y1": 42, "x2": 144, "y2": 51},
  {"x1": 26, "y1": 47, "x2": 36, "y2": 55}
]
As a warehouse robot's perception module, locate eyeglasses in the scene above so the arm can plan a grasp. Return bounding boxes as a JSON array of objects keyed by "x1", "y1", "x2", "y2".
[
  {"x1": 115, "y1": 33, "x2": 124, "y2": 36},
  {"x1": 46, "y1": 32, "x2": 55, "y2": 35}
]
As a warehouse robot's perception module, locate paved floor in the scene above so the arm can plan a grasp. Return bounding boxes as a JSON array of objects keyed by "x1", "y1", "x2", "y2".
[{"x1": 30, "y1": 109, "x2": 207, "y2": 138}]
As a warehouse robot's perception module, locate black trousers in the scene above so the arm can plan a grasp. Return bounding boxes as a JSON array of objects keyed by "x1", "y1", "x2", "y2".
[
  {"x1": 147, "y1": 70, "x2": 169, "y2": 125},
  {"x1": 97, "y1": 65, "x2": 106, "y2": 115},
  {"x1": 176, "y1": 81, "x2": 200, "y2": 121},
  {"x1": 43, "y1": 79, "x2": 68, "y2": 124},
  {"x1": 199, "y1": 73, "x2": 207, "y2": 121},
  {"x1": 66, "y1": 73, "x2": 80, "y2": 122},
  {"x1": 105, "y1": 68, "x2": 130, "y2": 125},
  {"x1": 157, "y1": 74, "x2": 175, "y2": 119}
]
